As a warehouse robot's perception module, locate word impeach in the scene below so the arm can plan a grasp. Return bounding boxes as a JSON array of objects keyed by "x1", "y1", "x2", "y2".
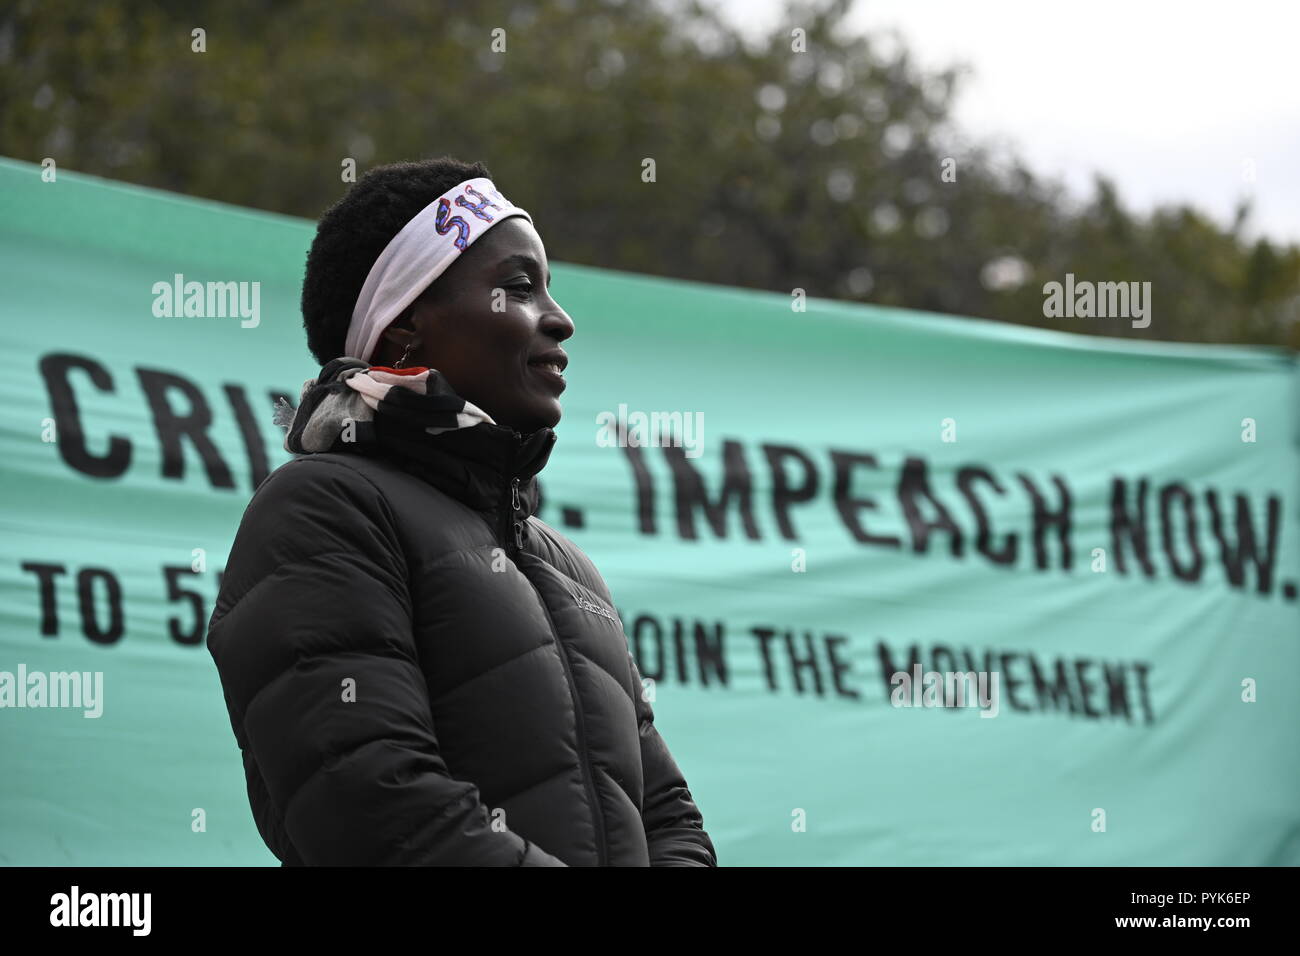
[{"x1": 618, "y1": 436, "x2": 1287, "y2": 600}]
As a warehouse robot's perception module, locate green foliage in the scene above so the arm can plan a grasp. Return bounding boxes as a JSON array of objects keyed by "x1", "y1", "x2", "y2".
[{"x1": 2, "y1": 0, "x2": 1296, "y2": 348}]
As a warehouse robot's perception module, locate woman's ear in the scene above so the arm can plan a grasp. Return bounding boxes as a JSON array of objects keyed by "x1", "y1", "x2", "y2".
[{"x1": 371, "y1": 315, "x2": 412, "y2": 365}]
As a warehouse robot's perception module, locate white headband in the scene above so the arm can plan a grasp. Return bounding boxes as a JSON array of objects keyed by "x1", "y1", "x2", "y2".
[{"x1": 344, "y1": 176, "x2": 533, "y2": 364}]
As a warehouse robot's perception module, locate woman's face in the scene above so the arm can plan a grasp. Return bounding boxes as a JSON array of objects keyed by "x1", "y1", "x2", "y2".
[{"x1": 377, "y1": 216, "x2": 575, "y2": 433}]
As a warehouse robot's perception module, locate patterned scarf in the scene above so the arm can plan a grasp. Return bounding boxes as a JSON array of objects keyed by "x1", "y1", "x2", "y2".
[{"x1": 272, "y1": 356, "x2": 497, "y2": 454}]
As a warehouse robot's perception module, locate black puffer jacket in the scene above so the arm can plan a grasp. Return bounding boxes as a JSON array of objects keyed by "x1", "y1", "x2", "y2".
[{"x1": 205, "y1": 384, "x2": 716, "y2": 866}]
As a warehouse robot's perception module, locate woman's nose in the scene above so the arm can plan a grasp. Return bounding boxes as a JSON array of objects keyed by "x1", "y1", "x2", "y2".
[{"x1": 541, "y1": 300, "x2": 575, "y2": 341}]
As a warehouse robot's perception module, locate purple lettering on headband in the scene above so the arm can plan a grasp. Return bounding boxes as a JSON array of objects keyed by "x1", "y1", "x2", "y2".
[
  {"x1": 434, "y1": 198, "x2": 471, "y2": 251},
  {"x1": 457, "y1": 185, "x2": 504, "y2": 222}
]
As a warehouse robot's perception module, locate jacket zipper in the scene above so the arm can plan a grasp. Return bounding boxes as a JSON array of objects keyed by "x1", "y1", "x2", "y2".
[
  {"x1": 511, "y1": 477, "x2": 523, "y2": 551},
  {"x1": 533, "y1": 585, "x2": 609, "y2": 865},
  {"x1": 499, "y1": 444, "x2": 609, "y2": 864},
  {"x1": 498, "y1": 476, "x2": 523, "y2": 554}
]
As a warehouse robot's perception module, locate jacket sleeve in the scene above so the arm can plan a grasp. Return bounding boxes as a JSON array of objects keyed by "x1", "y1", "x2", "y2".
[
  {"x1": 626, "y1": 651, "x2": 718, "y2": 866},
  {"x1": 206, "y1": 456, "x2": 567, "y2": 867}
]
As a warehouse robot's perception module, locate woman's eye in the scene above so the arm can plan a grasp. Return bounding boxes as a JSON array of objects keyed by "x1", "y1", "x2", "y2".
[{"x1": 507, "y1": 283, "x2": 533, "y2": 297}]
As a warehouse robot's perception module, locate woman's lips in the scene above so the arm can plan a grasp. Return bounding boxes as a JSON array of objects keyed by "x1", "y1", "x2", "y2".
[{"x1": 529, "y1": 361, "x2": 567, "y2": 392}]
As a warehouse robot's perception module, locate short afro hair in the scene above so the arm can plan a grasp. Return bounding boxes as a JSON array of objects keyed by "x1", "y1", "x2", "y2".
[{"x1": 300, "y1": 155, "x2": 493, "y2": 365}]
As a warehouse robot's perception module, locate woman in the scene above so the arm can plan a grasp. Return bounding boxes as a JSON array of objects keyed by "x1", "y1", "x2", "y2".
[{"x1": 206, "y1": 156, "x2": 716, "y2": 867}]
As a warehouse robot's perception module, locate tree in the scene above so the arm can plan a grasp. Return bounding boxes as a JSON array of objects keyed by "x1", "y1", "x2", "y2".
[{"x1": 2, "y1": 0, "x2": 1296, "y2": 348}]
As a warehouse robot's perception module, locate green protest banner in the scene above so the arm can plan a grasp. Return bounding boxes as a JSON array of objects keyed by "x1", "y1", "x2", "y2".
[{"x1": 2, "y1": 157, "x2": 1296, "y2": 865}]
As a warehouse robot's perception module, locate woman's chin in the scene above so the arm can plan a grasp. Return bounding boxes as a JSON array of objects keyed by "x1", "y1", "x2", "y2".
[
  {"x1": 500, "y1": 400, "x2": 562, "y2": 433},
  {"x1": 530, "y1": 394, "x2": 563, "y2": 429},
  {"x1": 536, "y1": 403, "x2": 562, "y2": 430}
]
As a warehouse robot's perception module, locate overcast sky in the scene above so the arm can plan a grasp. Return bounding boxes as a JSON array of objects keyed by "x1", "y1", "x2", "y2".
[{"x1": 712, "y1": 0, "x2": 1299, "y2": 243}]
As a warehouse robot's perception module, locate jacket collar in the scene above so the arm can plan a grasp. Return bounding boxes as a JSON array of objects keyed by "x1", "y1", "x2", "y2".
[
  {"x1": 378, "y1": 417, "x2": 556, "y2": 518},
  {"x1": 282, "y1": 357, "x2": 557, "y2": 519}
]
